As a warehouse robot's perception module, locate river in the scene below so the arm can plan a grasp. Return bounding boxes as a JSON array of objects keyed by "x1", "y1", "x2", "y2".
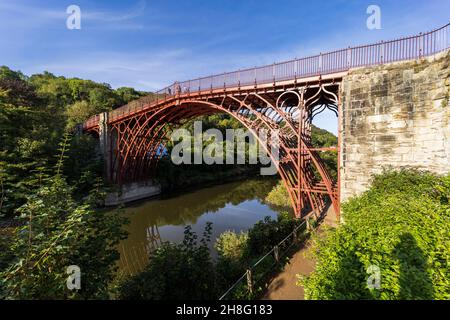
[{"x1": 115, "y1": 178, "x2": 284, "y2": 275}]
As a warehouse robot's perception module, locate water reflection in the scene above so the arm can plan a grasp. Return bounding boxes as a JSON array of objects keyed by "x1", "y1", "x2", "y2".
[{"x1": 116, "y1": 178, "x2": 282, "y2": 275}]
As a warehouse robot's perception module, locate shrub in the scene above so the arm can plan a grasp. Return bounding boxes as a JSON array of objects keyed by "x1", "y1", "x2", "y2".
[
  {"x1": 0, "y1": 175, "x2": 127, "y2": 299},
  {"x1": 265, "y1": 182, "x2": 290, "y2": 209},
  {"x1": 215, "y1": 231, "x2": 249, "y2": 262},
  {"x1": 215, "y1": 231, "x2": 249, "y2": 293},
  {"x1": 246, "y1": 212, "x2": 299, "y2": 257},
  {"x1": 300, "y1": 169, "x2": 450, "y2": 300},
  {"x1": 118, "y1": 223, "x2": 218, "y2": 300}
]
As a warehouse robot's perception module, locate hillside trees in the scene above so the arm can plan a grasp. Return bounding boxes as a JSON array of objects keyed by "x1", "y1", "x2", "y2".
[{"x1": 0, "y1": 66, "x2": 148, "y2": 217}]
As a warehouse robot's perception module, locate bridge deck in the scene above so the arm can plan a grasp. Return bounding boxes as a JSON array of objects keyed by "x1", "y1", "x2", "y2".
[{"x1": 83, "y1": 23, "x2": 449, "y2": 131}]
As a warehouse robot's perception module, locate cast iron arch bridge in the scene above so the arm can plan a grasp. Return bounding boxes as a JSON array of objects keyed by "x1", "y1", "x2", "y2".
[{"x1": 83, "y1": 24, "x2": 449, "y2": 219}]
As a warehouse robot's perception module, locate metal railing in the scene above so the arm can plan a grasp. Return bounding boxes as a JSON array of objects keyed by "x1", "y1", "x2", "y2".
[
  {"x1": 218, "y1": 219, "x2": 311, "y2": 300},
  {"x1": 84, "y1": 23, "x2": 450, "y2": 128}
]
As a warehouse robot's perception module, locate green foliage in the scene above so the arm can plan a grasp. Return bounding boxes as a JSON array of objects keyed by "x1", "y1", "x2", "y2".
[
  {"x1": 215, "y1": 231, "x2": 249, "y2": 262},
  {"x1": 115, "y1": 87, "x2": 148, "y2": 104},
  {"x1": 0, "y1": 137, "x2": 127, "y2": 299},
  {"x1": 311, "y1": 125, "x2": 338, "y2": 181},
  {"x1": 0, "y1": 66, "x2": 144, "y2": 218},
  {"x1": 246, "y1": 212, "x2": 299, "y2": 256},
  {"x1": 265, "y1": 181, "x2": 291, "y2": 209},
  {"x1": 300, "y1": 169, "x2": 450, "y2": 300},
  {"x1": 118, "y1": 223, "x2": 217, "y2": 300},
  {"x1": 311, "y1": 125, "x2": 337, "y2": 148},
  {"x1": 64, "y1": 134, "x2": 103, "y2": 197},
  {"x1": 215, "y1": 212, "x2": 304, "y2": 299},
  {"x1": 156, "y1": 113, "x2": 263, "y2": 191},
  {"x1": 0, "y1": 228, "x2": 14, "y2": 272}
]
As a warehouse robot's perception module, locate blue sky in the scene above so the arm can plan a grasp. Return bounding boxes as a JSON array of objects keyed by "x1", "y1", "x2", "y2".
[{"x1": 1, "y1": 0, "x2": 449, "y2": 132}]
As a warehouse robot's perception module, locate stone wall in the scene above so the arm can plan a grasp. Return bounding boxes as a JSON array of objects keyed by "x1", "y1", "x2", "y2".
[
  {"x1": 105, "y1": 181, "x2": 161, "y2": 206},
  {"x1": 340, "y1": 50, "x2": 450, "y2": 201}
]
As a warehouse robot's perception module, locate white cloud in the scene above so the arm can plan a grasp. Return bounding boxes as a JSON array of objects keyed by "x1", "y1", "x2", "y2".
[
  {"x1": 0, "y1": 0, "x2": 147, "y2": 28},
  {"x1": 82, "y1": 0, "x2": 146, "y2": 22}
]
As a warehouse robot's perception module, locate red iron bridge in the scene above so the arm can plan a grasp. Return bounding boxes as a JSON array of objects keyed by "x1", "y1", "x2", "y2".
[{"x1": 83, "y1": 23, "x2": 449, "y2": 219}]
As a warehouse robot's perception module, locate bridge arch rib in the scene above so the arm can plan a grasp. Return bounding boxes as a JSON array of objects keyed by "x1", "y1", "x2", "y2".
[{"x1": 95, "y1": 83, "x2": 340, "y2": 220}]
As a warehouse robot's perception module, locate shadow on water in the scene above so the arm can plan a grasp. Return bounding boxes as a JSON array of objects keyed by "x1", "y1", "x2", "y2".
[{"x1": 115, "y1": 178, "x2": 287, "y2": 275}]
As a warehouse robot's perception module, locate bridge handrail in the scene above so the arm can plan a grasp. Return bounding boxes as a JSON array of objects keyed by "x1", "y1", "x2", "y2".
[
  {"x1": 218, "y1": 218, "x2": 309, "y2": 300},
  {"x1": 84, "y1": 23, "x2": 449, "y2": 128}
]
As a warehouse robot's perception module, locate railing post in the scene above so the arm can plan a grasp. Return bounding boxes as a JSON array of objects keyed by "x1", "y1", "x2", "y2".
[
  {"x1": 272, "y1": 63, "x2": 275, "y2": 83},
  {"x1": 246, "y1": 269, "x2": 253, "y2": 294},
  {"x1": 318, "y1": 52, "x2": 323, "y2": 76},
  {"x1": 419, "y1": 32, "x2": 424, "y2": 58},
  {"x1": 294, "y1": 57, "x2": 298, "y2": 77},
  {"x1": 274, "y1": 245, "x2": 279, "y2": 263},
  {"x1": 347, "y1": 47, "x2": 351, "y2": 68},
  {"x1": 306, "y1": 218, "x2": 313, "y2": 232},
  {"x1": 380, "y1": 41, "x2": 384, "y2": 64}
]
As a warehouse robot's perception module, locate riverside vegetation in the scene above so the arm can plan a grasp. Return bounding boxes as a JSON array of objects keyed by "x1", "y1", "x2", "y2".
[
  {"x1": 0, "y1": 65, "x2": 347, "y2": 300},
  {"x1": 298, "y1": 169, "x2": 450, "y2": 300}
]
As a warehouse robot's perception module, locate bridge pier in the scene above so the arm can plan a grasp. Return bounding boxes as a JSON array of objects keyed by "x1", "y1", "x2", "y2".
[{"x1": 340, "y1": 50, "x2": 450, "y2": 201}]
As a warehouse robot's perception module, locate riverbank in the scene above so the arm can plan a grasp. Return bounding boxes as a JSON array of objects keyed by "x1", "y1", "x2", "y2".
[{"x1": 263, "y1": 206, "x2": 337, "y2": 300}]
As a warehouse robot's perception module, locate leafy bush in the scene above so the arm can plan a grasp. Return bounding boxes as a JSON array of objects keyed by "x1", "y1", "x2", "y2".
[
  {"x1": 118, "y1": 223, "x2": 218, "y2": 300},
  {"x1": 215, "y1": 231, "x2": 249, "y2": 293},
  {"x1": 0, "y1": 174, "x2": 127, "y2": 299},
  {"x1": 0, "y1": 228, "x2": 14, "y2": 272},
  {"x1": 265, "y1": 181, "x2": 290, "y2": 209},
  {"x1": 246, "y1": 212, "x2": 299, "y2": 256},
  {"x1": 215, "y1": 231, "x2": 249, "y2": 262},
  {"x1": 300, "y1": 169, "x2": 450, "y2": 300}
]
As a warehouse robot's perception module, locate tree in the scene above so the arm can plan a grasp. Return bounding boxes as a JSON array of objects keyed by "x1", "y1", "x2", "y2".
[{"x1": 115, "y1": 87, "x2": 148, "y2": 104}]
